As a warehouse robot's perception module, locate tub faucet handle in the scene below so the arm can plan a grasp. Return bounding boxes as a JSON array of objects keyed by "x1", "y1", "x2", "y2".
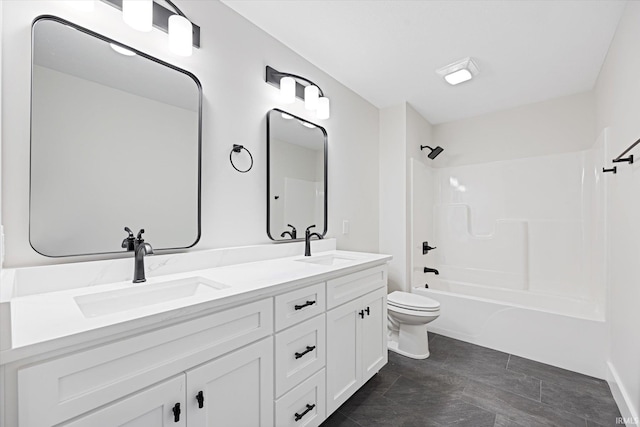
[{"x1": 422, "y1": 241, "x2": 437, "y2": 254}]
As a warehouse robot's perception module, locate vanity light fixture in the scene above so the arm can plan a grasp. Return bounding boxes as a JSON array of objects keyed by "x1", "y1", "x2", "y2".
[
  {"x1": 266, "y1": 66, "x2": 331, "y2": 120},
  {"x1": 123, "y1": 0, "x2": 152, "y2": 32},
  {"x1": 102, "y1": 0, "x2": 200, "y2": 56},
  {"x1": 280, "y1": 76, "x2": 296, "y2": 104},
  {"x1": 168, "y1": 12, "x2": 193, "y2": 56},
  {"x1": 66, "y1": 0, "x2": 95, "y2": 12},
  {"x1": 304, "y1": 85, "x2": 319, "y2": 110},
  {"x1": 436, "y1": 57, "x2": 479, "y2": 86}
]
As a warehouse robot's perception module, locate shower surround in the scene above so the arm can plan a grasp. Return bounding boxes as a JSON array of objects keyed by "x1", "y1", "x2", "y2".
[{"x1": 410, "y1": 136, "x2": 608, "y2": 378}]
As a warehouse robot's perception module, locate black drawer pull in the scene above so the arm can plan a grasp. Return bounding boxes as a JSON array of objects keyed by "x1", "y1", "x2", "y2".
[
  {"x1": 294, "y1": 300, "x2": 316, "y2": 310},
  {"x1": 172, "y1": 403, "x2": 181, "y2": 423},
  {"x1": 359, "y1": 309, "x2": 365, "y2": 318},
  {"x1": 365, "y1": 307, "x2": 370, "y2": 316},
  {"x1": 196, "y1": 391, "x2": 204, "y2": 408},
  {"x1": 294, "y1": 403, "x2": 316, "y2": 421},
  {"x1": 294, "y1": 345, "x2": 316, "y2": 359}
]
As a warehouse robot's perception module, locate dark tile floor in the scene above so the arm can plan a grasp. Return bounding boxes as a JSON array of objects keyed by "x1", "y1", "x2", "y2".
[{"x1": 321, "y1": 333, "x2": 623, "y2": 427}]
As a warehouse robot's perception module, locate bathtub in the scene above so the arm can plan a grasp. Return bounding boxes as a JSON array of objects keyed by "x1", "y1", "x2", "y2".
[{"x1": 414, "y1": 279, "x2": 607, "y2": 379}]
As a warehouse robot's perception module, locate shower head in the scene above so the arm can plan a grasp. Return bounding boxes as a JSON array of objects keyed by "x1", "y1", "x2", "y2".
[{"x1": 420, "y1": 145, "x2": 444, "y2": 159}]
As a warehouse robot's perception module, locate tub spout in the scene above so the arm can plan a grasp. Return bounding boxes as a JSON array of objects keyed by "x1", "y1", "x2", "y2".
[{"x1": 424, "y1": 267, "x2": 439, "y2": 275}]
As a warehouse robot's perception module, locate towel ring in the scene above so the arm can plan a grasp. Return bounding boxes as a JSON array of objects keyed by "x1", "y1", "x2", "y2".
[{"x1": 230, "y1": 144, "x2": 253, "y2": 173}]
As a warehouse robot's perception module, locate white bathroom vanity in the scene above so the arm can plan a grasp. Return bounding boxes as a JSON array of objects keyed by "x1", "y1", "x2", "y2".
[{"x1": 0, "y1": 241, "x2": 390, "y2": 427}]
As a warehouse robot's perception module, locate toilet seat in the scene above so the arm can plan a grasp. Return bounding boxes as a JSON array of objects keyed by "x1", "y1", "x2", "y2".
[{"x1": 388, "y1": 291, "x2": 440, "y2": 312}]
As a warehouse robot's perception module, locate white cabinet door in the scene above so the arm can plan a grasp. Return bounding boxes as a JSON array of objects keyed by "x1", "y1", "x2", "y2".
[
  {"x1": 326, "y1": 296, "x2": 363, "y2": 415},
  {"x1": 361, "y1": 288, "x2": 387, "y2": 383},
  {"x1": 186, "y1": 337, "x2": 274, "y2": 427},
  {"x1": 326, "y1": 287, "x2": 388, "y2": 416},
  {"x1": 62, "y1": 375, "x2": 186, "y2": 427}
]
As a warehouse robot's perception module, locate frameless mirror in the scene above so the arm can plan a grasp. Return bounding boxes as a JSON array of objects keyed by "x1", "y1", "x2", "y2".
[
  {"x1": 267, "y1": 109, "x2": 327, "y2": 241},
  {"x1": 30, "y1": 16, "x2": 202, "y2": 257}
]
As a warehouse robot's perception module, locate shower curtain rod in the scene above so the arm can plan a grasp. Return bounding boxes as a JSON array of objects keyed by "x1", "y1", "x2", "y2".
[{"x1": 614, "y1": 136, "x2": 640, "y2": 162}]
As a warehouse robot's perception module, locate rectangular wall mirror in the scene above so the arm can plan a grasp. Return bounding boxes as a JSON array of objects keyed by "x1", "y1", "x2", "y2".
[
  {"x1": 267, "y1": 109, "x2": 327, "y2": 241},
  {"x1": 30, "y1": 16, "x2": 202, "y2": 257}
]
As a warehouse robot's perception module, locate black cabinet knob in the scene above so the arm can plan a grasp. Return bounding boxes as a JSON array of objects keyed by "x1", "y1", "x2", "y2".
[
  {"x1": 196, "y1": 391, "x2": 204, "y2": 409},
  {"x1": 172, "y1": 402, "x2": 181, "y2": 423}
]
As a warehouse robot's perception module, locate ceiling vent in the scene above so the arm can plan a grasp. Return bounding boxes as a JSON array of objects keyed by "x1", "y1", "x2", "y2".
[{"x1": 436, "y1": 57, "x2": 479, "y2": 85}]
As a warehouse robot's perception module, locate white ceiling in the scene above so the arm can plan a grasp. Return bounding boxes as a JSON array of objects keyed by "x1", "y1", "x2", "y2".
[{"x1": 221, "y1": 0, "x2": 627, "y2": 124}]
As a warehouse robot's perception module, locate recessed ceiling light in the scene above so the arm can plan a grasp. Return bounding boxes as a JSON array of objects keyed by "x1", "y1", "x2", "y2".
[
  {"x1": 281, "y1": 112, "x2": 294, "y2": 120},
  {"x1": 300, "y1": 121, "x2": 316, "y2": 129},
  {"x1": 436, "y1": 57, "x2": 479, "y2": 86}
]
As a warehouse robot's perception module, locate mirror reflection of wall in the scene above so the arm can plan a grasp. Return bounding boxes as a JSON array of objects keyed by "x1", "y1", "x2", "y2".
[
  {"x1": 267, "y1": 109, "x2": 327, "y2": 241},
  {"x1": 30, "y1": 17, "x2": 202, "y2": 257}
]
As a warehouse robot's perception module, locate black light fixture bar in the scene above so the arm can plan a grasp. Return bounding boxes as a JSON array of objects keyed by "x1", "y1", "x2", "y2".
[
  {"x1": 101, "y1": 0, "x2": 201, "y2": 48},
  {"x1": 265, "y1": 66, "x2": 324, "y2": 100}
]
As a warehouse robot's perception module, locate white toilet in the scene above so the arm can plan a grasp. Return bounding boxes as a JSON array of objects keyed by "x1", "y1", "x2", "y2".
[{"x1": 387, "y1": 291, "x2": 440, "y2": 359}]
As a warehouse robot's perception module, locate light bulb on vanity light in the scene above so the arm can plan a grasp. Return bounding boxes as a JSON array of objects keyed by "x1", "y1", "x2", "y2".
[
  {"x1": 316, "y1": 97, "x2": 330, "y2": 120},
  {"x1": 169, "y1": 14, "x2": 193, "y2": 56},
  {"x1": 280, "y1": 76, "x2": 296, "y2": 104},
  {"x1": 123, "y1": 0, "x2": 153, "y2": 32},
  {"x1": 304, "y1": 85, "x2": 319, "y2": 110}
]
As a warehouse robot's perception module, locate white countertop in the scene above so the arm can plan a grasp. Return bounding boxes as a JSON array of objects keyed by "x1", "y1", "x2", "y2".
[{"x1": 2, "y1": 250, "x2": 391, "y2": 363}]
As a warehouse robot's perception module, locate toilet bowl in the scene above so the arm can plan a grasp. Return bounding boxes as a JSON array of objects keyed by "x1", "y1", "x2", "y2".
[{"x1": 387, "y1": 291, "x2": 440, "y2": 359}]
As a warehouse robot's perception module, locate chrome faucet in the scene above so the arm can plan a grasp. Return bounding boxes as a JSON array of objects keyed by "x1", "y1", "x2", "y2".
[
  {"x1": 280, "y1": 224, "x2": 297, "y2": 239},
  {"x1": 304, "y1": 225, "x2": 323, "y2": 256},
  {"x1": 133, "y1": 229, "x2": 154, "y2": 283},
  {"x1": 423, "y1": 267, "x2": 439, "y2": 275}
]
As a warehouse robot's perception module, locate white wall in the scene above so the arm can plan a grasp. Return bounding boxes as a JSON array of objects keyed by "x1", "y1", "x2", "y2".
[
  {"x1": 0, "y1": 0, "x2": 380, "y2": 267},
  {"x1": 432, "y1": 91, "x2": 596, "y2": 167},
  {"x1": 379, "y1": 105, "x2": 406, "y2": 292},
  {"x1": 595, "y1": 1, "x2": 640, "y2": 422},
  {"x1": 380, "y1": 103, "x2": 434, "y2": 292},
  {"x1": 0, "y1": 0, "x2": 4, "y2": 274},
  {"x1": 405, "y1": 105, "x2": 435, "y2": 288}
]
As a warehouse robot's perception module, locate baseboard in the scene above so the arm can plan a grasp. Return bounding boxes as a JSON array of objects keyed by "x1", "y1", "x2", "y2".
[{"x1": 607, "y1": 361, "x2": 639, "y2": 426}]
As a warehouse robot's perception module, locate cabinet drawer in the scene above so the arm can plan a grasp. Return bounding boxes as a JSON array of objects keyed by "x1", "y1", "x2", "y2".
[
  {"x1": 275, "y1": 368, "x2": 326, "y2": 427},
  {"x1": 18, "y1": 298, "x2": 273, "y2": 427},
  {"x1": 274, "y1": 282, "x2": 325, "y2": 331},
  {"x1": 275, "y1": 314, "x2": 326, "y2": 397},
  {"x1": 326, "y1": 266, "x2": 386, "y2": 309}
]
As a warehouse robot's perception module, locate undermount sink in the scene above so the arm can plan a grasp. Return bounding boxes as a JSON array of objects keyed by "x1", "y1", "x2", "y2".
[
  {"x1": 74, "y1": 277, "x2": 229, "y2": 318},
  {"x1": 296, "y1": 254, "x2": 359, "y2": 266}
]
